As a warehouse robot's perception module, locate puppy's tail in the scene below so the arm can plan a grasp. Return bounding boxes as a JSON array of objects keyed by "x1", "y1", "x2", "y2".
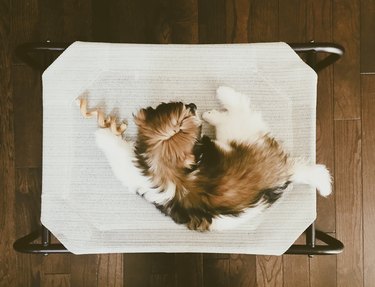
[{"x1": 290, "y1": 160, "x2": 332, "y2": 197}]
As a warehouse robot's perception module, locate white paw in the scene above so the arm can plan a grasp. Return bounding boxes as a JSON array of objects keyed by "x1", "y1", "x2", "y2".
[
  {"x1": 202, "y1": 110, "x2": 222, "y2": 125},
  {"x1": 95, "y1": 128, "x2": 120, "y2": 150},
  {"x1": 216, "y1": 86, "x2": 237, "y2": 99},
  {"x1": 216, "y1": 86, "x2": 249, "y2": 111}
]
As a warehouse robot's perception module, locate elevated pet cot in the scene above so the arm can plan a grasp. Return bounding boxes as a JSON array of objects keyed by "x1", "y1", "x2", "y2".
[{"x1": 13, "y1": 41, "x2": 344, "y2": 256}]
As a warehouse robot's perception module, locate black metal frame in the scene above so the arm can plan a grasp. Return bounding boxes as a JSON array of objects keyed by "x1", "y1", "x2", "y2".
[{"x1": 13, "y1": 42, "x2": 345, "y2": 256}]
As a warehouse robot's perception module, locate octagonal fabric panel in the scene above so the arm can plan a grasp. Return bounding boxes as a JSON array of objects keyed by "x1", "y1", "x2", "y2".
[{"x1": 41, "y1": 41, "x2": 317, "y2": 255}]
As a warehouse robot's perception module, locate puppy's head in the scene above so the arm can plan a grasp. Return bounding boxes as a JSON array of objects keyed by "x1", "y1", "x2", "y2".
[{"x1": 134, "y1": 102, "x2": 201, "y2": 167}]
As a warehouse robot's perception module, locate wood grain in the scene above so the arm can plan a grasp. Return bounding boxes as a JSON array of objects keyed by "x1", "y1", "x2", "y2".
[
  {"x1": 0, "y1": 1, "x2": 17, "y2": 286},
  {"x1": 124, "y1": 253, "x2": 175, "y2": 287},
  {"x1": 152, "y1": 0, "x2": 172, "y2": 44},
  {"x1": 70, "y1": 255, "x2": 99, "y2": 287},
  {"x1": 231, "y1": 0, "x2": 250, "y2": 43},
  {"x1": 282, "y1": 236, "x2": 309, "y2": 287},
  {"x1": 203, "y1": 254, "x2": 230, "y2": 287},
  {"x1": 256, "y1": 256, "x2": 283, "y2": 287},
  {"x1": 124, "y1": 254, "x2": 152, "y2": 287},
  {"x1": 175, "y1": 254, "x2": 203, "y2": 287},
  {"x1": 309, "y1": 233, "x2": 337, "y2": 287},
  {"x1": 248, "y1": 0, "x2": 279, "y2": 42},
  {"x1": 43, "y1": 254, "x2": 71, "y2": 275},
  {"x1": 15, "y1": 168, "x2": 42, "y2": 233},
  {"x1": 333, "y1": 0, "x2": 361, "y2": 119},
  {"x1": 15, "y1": 168, "x2": 43, "y2": 287},
  {"x1": 10, "y1": 0, "x2": 39, "y2": 59},
  {"x1": 361, "y1": 75, "x2": 375, "y2": 287},
  {"x1": 12, "y1": 64, "x2": 42, "y2": 168},
  {"x1": 170, "y1": 0, "x2": 199, "y2": 43},
  {"x1": 41, "y1": 274, "x2": 71, "y2": 287},
  {"x1": 38, "y1": 0, "x2": 64, "y2": 41},
  {"x1": 360, "y1": 0, "x2": 375, "y2": 73},
  {"x1": 62, "y1": 0, "x2": 93, "y2": 42},
  {"x1": 335, "y1": 119, "x2": 363, "y2": 287},
  {"x1": 97, "y1": 254, "x2": 123, "y2": 287},
  {"x1": 150, "y1": 253, "x2": 175, "y2": 287},
  {"x1": 199, "y1": 0, "x2": 226, "y2": 43},
  {"x1": 230, "y1": 254, "x2": 257, "y2": 287},
  {"x1": 279, "y1": 0, "x2": 308, "y2": 42},
  {"x1": 91, "y1": 0, "x2": 110, "y2": 42}
]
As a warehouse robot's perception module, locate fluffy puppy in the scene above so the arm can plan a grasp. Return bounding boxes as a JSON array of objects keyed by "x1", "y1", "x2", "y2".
[{"x1": 94, "y1": 87, "x2": 332, "y2": 231}]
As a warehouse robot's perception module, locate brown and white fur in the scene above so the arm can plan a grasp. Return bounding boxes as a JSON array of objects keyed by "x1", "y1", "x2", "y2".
[{"x1": 94, "y1": 86, "x2": 332, "y2": 231}]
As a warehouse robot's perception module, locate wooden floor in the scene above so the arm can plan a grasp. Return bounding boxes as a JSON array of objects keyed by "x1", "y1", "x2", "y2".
[{"x1": 0, "y1": 0, "x2": 374, "y2": 286}]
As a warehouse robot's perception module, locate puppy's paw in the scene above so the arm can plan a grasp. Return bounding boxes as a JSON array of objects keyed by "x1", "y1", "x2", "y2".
[
  {"x1": 216, "y1": 86, "x2": 250, "y2": 111},
  {"x1": 216, "y1": 86, "x2": 237, "y2": 98},
  {"x1": 202, "y1": 110, "x2": 223, "y2": 125},
  {"x1": 95, "y1": 128, "x2": 120, "y2": 151}
]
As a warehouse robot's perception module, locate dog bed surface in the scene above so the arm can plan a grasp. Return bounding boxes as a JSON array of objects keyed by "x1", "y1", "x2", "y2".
[{"x1": 41, "y1": 41, "x2": 317, "y2": 255}]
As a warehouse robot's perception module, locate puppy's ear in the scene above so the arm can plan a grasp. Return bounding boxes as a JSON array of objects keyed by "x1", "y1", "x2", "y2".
[{"x1": 133, "y1": 108, "x2": 147, "y2": 125}]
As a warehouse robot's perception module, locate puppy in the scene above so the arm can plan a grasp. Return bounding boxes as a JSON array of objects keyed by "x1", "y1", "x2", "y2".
[{"x1": 92, "y1": 87, "x2": 331, "y2": 231}]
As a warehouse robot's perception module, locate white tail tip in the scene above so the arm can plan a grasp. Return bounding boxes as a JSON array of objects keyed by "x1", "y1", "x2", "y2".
[{"x1": 291, "y1": 163, "x2": 332, "y2": 197}]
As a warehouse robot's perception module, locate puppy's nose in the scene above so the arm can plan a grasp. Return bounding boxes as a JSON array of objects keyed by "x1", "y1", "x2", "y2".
[{"x1": 187, "y1": 103, "x2": 197, "y2": 111}]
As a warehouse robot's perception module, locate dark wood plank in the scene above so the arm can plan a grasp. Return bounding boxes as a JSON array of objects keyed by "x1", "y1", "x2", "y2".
[
  {"x1": 62, "y1": 0, "x2": 93, "y2": 42},
  {"x1": 42, "y1": 274, "x2": 71, "y2": 287},
  {"x1": 43, "y1": 254, "x2": 71, "y2": 275},
  {"x1": 15, "y1": 168, "x2": 41, "y2": 234},
  {"x1": 150, "y1": 253, "x2": 175, "y2": 287},
  {"x1": 107, "y1": 0, "x2": 157, "y2": 43},
  {"x1": 70, "y1": 255, "x2": 99, "y2": 287},
  {"x1": 282, "y1": 236, "x2": 309, "y2": 287},
  {"x1": 170, "y1": 0, "x2": 199, "y2": 43},
  {"x1": 38, "y1": 0, "x2": 64, "y2": 41},
  {"x1": 12, "y1": 64, "x2": 42, "y2": 168},
  {"x1": 361, "y1": 75, "x2": 375, "y2": 287},
  {"x1": 10, "y1": 0, "x2": 39, "y2": 61},
  {"x1": 91, "y1": 0, "x2": 110, "y2": 42},
  {"x1": 335, "y1": 119, "x2": 363, "y2": 287},
  {"x1": 124, "y1": 253, "x2": 175, "y2": 287},
  {"x1": 309, "y1": 233, "x2": 337, "y2": 287},
  {"x1": 278, "y1": 0, "x2": 308, "y2": 42},
  {"x1": 229, "y1": 254, "x2": 256, "y2": 287},
  {"x1": 97, "y1": 254, "x2": 123, "y2": 287},
  {"x1": 198, "y1": 0, "x2": 226, "y2": 44},
  {"x1": 152, "y1": 0, "x2": 172, "y2": 44},
  {"x1": 175, "y1": 254, "x2": 203, "y2": 287},
  {"x1": 198, "y1": 0, "x2": 208, "y2": 43},
  {"x1": 203, "y1": 254, "x2": 230, "y2": 287},
  {"x1": 124, "y1": 254, "x2": 152, "y2": 287},
  {"x1": 360, "y1": 0, "x2": 375, "y2": 73},
  {"x1": 256, "y1": 256, "x2": 283, "y2": 287},
  {"x1": 333, "y1": 0, "x2": 361, "y2": 119},
  {"x1": 248, "y1": 0, "x2": 278, "y2": 42},
  {"x1": 15, "y1": 168, "x2": 43, "y2": 287},
  {"x1": 227, "y1": 0, "x2": 250, "y2": 43},
  {"x1": 0, "y1": 1, "x2": 17, "y2": 286}
]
